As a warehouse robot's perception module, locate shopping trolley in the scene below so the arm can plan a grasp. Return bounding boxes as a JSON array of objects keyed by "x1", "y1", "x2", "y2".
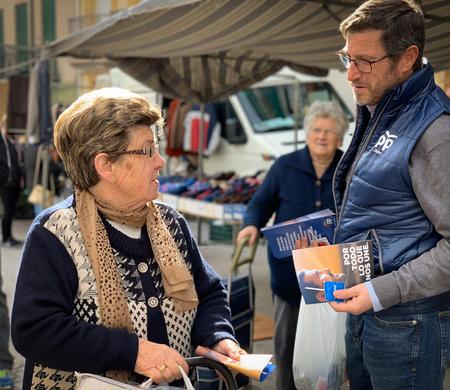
[
  {"x1": 226, "y1": 235, "x2": 258, "y2": 353},
  {"x1": 197, "y1": 236, "x2": 259, "y2": 389}
]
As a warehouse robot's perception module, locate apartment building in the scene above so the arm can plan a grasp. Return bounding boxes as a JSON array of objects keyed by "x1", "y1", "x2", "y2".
[
  {"x1": 0, "y1": 0, "x2": 448, "y2": 127},
  {"x1": 0, "y1": 0, "x2": 143, "y2": 124}
]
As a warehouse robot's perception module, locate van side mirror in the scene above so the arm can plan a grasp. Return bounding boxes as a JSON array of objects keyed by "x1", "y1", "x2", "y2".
[{"x1": 224, "y1": 118, "x2": 247, "y2": 145}]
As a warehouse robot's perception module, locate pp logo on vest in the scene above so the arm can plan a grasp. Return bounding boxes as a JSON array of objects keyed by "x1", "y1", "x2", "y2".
[{"x1": 373, "y1": 130, "x2": 398, "y2": 154}]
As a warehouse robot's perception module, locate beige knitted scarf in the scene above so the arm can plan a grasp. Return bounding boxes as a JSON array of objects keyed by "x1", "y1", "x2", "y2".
[{"x1": 75, "y1": 189, "x2": 198, "y2": 379}]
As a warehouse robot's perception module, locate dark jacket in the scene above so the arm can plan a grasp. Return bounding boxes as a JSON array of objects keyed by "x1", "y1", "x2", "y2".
[
  {"x1": 243, "y1": 146, "x2": 343, "y2": 307},
  {"x1": 334, "y1": 63, "x2": 450, "y2": 277},
  {"x1": 0, "y1": 146, "x2": 7, "y2": 186},
  {"x1": 0, "y1": 136, "x2": 21, "y2": 189}
]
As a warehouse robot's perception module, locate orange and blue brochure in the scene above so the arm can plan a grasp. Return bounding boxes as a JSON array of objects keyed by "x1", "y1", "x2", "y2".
[
  {"x1": 195, "y1": 346, "x2": 275, "y2": 382},
  {"x1": 261, "y1": 209, "x2": 335, "y2": 259},
  {"x1": 292, "y1": 240, "x2": 374, "y2": 304}
]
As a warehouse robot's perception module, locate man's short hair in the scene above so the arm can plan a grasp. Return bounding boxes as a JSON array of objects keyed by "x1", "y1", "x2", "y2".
[{"x1": 340, "y1": 0, "x2": 425, "y2": 71}]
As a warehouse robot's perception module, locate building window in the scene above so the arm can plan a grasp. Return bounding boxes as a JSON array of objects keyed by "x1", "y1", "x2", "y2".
[
  {"x1": 0, "y1": 10, "x2": 4, "y2": 68},
  {"x1": 42, "y1": 0, "x2": 56, "y2": 43},
  {"x1": 15, "y1": 3, "x2": 28, "y2": 64}
]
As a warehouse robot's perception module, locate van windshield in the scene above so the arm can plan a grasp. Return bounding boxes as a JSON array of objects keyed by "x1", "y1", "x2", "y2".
[{"x1": 237, "y1": 82, "x2": 353, "y2": 133}]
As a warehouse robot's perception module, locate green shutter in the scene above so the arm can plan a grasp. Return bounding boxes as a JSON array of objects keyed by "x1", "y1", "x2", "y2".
[
  {"x1": 0, "y1": 10, "x2": 4, "y2": 68},
  {"x1": 15, "y1": 3, "x2": 28, "y2": 64},
  {"x1": 42, "y1": 0, "x2": 55, "y2": 43},
  {"x1": 0, "y1": 10, "x2": 4, "y2": 44}
]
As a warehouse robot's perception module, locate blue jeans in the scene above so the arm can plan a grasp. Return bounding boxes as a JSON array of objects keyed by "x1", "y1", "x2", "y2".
[{"x1": 346, "y1": 309, "x2": 450, "y2": 390}]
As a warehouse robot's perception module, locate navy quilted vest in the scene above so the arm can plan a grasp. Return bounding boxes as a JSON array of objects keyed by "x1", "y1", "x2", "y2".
[{"x1": 334, "y1": 64, "x2": 450, "y2": 274}]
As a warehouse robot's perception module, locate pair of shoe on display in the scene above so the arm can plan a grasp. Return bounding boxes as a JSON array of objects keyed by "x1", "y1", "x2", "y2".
[
  {"x1": 1, "y1": 238, "x2": 23, "y2": 248},
  {"x1": 0, "y1": 369, "x2": 14, "y2": 389},
  {"x1": 159, "y1": 171, "x2": 265, "y2": 205}
]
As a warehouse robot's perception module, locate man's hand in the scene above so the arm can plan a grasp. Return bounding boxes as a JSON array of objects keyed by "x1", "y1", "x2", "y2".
[
  {"x1": 328, "y1": 283, "x2": 373, "y2": 315},
  {"x1": 294, "y1": 236, "x2": 319, "y2": 249}
]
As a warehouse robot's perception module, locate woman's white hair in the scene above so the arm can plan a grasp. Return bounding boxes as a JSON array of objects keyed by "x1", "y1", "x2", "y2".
[{"x1": 304, "y1": 101, "x2": 349, "y2": 140}]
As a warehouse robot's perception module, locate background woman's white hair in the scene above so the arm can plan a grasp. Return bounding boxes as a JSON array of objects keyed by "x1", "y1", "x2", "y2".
[{"x1": 303, "y1": 101, "x2": 349, "y2": 141}]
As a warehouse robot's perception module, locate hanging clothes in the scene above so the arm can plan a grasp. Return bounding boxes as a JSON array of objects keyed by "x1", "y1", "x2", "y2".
[
  {"x1": 26, "y1": 60, "x2": 53, "y2": 144},
  {"x1": 7, "y1": 75, "x2": 29, "y2": 130},
  {"x1": 183, "y1": 104, "x2": 221, "y2": 156},
  {"x1": 165, "y1": 99, "x2": 192, "y2": 157},
  {"x1": 38, "y1": 60, "x2": 53, "y2": 143}
]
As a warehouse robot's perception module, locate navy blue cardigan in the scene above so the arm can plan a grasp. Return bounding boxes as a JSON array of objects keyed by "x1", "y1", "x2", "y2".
[
  {"x1": 243, "y1": 146, "x2": 342, "y2": 307},
  {"x1": 12, "y1": 197, "x2": 234, "y2": 389}
]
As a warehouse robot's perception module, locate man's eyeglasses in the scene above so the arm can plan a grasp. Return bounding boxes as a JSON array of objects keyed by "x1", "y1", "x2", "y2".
[
  {"x1": 110, "y1": 143, "x2": 159, "y2": 159},
  {"x1": 337, "y1": 52, "x2": 391, "y2": 73}
]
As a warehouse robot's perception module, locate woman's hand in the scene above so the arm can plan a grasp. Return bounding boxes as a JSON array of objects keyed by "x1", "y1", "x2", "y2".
[
  {"x1": 134, "y1": 339, "x2": 189, "y2": 383},
  {"x1": 211, "y1": 339, "x2": 247, "y2": 361},
  {"x1": 236, "y1": 225, "x2": 259, "y2": 246}
]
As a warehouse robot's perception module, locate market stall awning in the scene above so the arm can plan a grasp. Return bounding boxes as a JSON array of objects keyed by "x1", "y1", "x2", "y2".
[{"x1": 45, "y1": 0, "x2": 450, "y2": 103}]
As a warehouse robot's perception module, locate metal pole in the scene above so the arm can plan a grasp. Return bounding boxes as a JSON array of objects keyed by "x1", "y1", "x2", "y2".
[
  {"x1": 42, "y1": 146, "x2": 49, "y2": 207},
  {"x1": 293, "y1": 78, "x2": 300, "y2": 151},
  {"x1": 196, "y1": 103, "x2": 206, "y2": 243},
  {"x1": 28, "y1": 0, "x2": 35, "y2": 70},
  {"x1": 197, "y1": 102, "x2": 205, "y2": 181}
]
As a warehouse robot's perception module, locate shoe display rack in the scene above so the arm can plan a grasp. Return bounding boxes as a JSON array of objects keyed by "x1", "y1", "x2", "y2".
[{"x1": 159, "y1": 192, "x2": 246, "y2": 223}]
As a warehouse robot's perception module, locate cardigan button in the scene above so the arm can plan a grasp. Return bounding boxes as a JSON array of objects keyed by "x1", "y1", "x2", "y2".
[
  {"x1": 138, "y1": 262, "x2": 148, "y2": 273},
  {"x1": 148, "y1": 297, "x2": 159, "y2": 308},
  {"x1": 315, "y1": 200, "x2": 322, "y2": 208},
  {"x1": 315, "y1": 180, "x2": 321, "y2": 186}
]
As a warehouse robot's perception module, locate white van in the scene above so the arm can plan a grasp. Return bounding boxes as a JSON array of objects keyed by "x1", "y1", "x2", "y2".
[{"x1": 203, "y1": 67, "x2": 355, "y2": 176}]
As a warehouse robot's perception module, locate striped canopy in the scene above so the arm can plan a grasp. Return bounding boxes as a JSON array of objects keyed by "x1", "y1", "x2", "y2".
[{"x1": 47, "y1": 0, "x2": 450, "y2": 103}]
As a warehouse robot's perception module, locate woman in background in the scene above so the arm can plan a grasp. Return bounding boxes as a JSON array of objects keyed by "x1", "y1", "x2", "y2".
[
  {"x1": 236, "y1": 101, "x2": 348, "y2": 390},
  {"x1": 0, "y1": 114, "x2": 22, "y2": 247}
]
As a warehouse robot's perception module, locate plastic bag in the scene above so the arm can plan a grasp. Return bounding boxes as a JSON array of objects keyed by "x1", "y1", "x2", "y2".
[
  {"x1": 292, "y1": 298, "x2": 347, "y2": 390},
  {"x1": 76, "y1": 365, "x2": 194, "y2": 390}
]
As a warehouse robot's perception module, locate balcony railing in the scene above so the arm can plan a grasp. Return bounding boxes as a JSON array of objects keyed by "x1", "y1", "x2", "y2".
[
  {"x1": 68, "y1": 10, "x2": 125, "y2": 34},
  {"x1": 0, "y1": 44, "x2": 40, "y2": 77}
]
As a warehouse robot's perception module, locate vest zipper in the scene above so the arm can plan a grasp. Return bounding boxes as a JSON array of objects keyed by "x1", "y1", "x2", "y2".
[
  {"x1": 370, "y1": 228, "x2": 384, "y2": 275},
  {"x1": 334, "y1": 96, "x2": 393, "y2": 239}
]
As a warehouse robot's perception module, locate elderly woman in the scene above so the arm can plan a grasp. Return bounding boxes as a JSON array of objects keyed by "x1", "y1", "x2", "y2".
[
  {"x1": 11, "y1": 88, "x2": 243, "y2": 389},
  {"x1": 236, "y1": 100, "x2": 348, "y2": 390}
]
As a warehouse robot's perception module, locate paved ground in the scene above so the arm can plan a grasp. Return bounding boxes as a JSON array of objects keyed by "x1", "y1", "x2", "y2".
[
  {"x1": 2, "y1": 220, "x2": 27, "y2": 389},
  {"x1": 2, "y1": 218, "x2": 449, "y2": 389}
]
